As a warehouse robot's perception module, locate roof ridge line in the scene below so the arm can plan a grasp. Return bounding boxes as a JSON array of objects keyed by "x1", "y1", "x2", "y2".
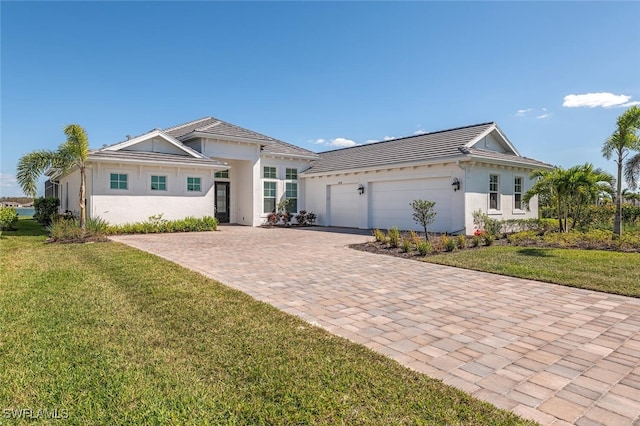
[
  {"x1": 319, "y1": 121, "x2": 495, "y2": 154},
  {"x1": 163, "y1": 116, "x2": 213, "y2": 132}
]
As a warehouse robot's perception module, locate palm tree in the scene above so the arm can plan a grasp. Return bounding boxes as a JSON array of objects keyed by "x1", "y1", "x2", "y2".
[
  {"x1": 523, "y1": 164, "x2": 614, "y2": 232},
  {"x1": 602, "y1": 106, "x2": 640, "y2": 236},
  {"x1": 17, "y1": 124, "x2": 90, "y2": 232}
]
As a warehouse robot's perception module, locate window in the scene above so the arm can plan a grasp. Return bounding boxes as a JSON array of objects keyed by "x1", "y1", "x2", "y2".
[
  {"x1": 489, "y1": 174, "x2": 500, "y2": 210},
  {"x1": 151, "y1": 175, "x2": 167, "y2": 191},
  {"x1": 285, "y1": 182, "x2": 298, "y2": 212},
  {"x1": 215, "y1": 170, "x2": 229, "y2": 179},
  {"x1": 187, "y1": 177, "x2": 201, "y2": 192},
  {"x1": 286, "y1": 168, "x2": 298, "y2": 180},
  {"x1": 264, "y1": 166, "x2": 276, "y2": 179},
  {"x1": 514, "y1": 177, "x2": 523, "y2": 210},
  {"x1": 263, "y1": 182, "x2": 276, "y2": 213},
  {"x1": 110, "y1": 173, "x2": 128, "y2": 190}
]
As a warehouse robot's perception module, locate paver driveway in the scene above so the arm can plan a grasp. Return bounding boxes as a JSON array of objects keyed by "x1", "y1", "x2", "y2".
[{"x1": 111, "y1": 226, "x2": 640, "y2": 425}]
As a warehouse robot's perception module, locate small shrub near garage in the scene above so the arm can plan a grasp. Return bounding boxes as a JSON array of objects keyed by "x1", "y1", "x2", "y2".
[{"x1": 33, "y1": 197, "x2": 60, "y2": 225}]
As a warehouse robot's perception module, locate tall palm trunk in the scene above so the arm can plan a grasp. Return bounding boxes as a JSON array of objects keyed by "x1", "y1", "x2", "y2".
[
  {"x1": 79, "y1": 165, "x2": 86, "y2": 232},
  {"x1": 614, "y1": 150, "x2": 623, "y2": 236}
]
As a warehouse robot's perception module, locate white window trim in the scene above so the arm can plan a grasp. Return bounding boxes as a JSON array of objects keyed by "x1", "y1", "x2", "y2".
[
  {"x1": 150, "y1": 174, "x2": 168, "y2": 192},
  {"x1": 186, "y1": 176, "x2": 203, "y2": 193},
  {"x1": 108, "y1": 171, "x2": 129, "y2": 192},
  {"x1": 263, "y1": 180, "x2": 277, "y2": 214},
  {"x1": 263, "y1": 166, "x2": 277, "y2": 179},
  {"x1": 488, "y1": 173, "x2": 501, "y2": 213},
  {"x1": 513, "y1": 176, "x2": 525, "y2": 213}
]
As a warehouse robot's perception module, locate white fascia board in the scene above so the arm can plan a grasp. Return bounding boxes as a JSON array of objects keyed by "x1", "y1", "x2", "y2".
[
  {"x1": 299, "y1": 155, "x2": 468, "y2": 178},
  {"x1": 261, "y1": 151, "x2": 320, "y2": 161},
  {"x1": 467, "y1": 153, "x2": 553, "y2": 171},
  {"x1": 88, "y1": 156, "x2": 228, "y2": 170},
  {"x1": 102, "y1": 130, "x2": 205, "y2": 159},
  {"x1": 465, "y1": 124, "x2": 521, "y2": 157}
]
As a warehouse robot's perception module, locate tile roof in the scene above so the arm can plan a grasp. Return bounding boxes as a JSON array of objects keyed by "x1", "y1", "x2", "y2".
[
  {"x1": 302, "y1": 122, "x2": 552, "y2": 175},
  {"x1": 164, "y1": 117, "x2": 318, "y2": 159},
  {"x1": 304, "y1": 122, "x2": 495, "y2": 174},
  {"x1": 89, "y1": 150, "x2": 227, "y2": 168}
]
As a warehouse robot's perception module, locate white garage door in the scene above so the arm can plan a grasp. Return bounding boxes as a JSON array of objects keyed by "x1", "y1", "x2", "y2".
[
  {"x1": 369, "y1": 178, "x2": 451, "y2": 232},
  {"x1": 329, "y1": 184, "x2": 360, "y2": 228}
]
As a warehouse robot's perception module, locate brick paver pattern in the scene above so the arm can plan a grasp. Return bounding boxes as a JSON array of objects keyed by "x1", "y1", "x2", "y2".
[{"x1": 111, "y1": 226, "x2": 640, "y2": 425}]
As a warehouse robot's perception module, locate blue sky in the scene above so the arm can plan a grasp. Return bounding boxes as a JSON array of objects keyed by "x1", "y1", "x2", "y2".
[{"x1": 1, "y1": 1, "x2": 639, "y2": 197}]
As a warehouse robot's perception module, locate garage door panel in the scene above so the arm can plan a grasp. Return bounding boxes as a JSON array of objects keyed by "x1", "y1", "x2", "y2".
[
  {"x1": 370, "y1": 179, "x2": 451, "y2": 232},
  {"x1": 329, "y1": 184, "x2": 359, "y2": 228}
]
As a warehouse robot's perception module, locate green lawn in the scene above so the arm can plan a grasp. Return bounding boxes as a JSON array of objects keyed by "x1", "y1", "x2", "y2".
[
  {"x1": 0, "y1": 219, "x2": 532, "y2": 425},
  {"x1": 425, "y1": 245, "x2": 640, "y2": 297}
]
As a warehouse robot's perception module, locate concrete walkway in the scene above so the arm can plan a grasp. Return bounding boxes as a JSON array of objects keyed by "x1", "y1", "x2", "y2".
[{"x1": 111, "y1": 226, "x2": 640, "y2": 425}]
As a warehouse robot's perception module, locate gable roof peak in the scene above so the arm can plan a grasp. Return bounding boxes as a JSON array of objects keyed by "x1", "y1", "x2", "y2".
[{"x1": 320, "y1": 121, "x2": 496, "y2": 154}]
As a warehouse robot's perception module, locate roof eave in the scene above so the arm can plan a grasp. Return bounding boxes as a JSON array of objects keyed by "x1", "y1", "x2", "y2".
[
  {"x1": 467, "y1": 154, "x2": 553, "y2": 170},
  {"x1": 180, "y1": 131, "x2": 266, "y2": 145},
  {"x1": 87, "y1": 155, "x2": 228, "y2": 169},
  {"x1": 261, "y1": 151, "x2": 320, "y2": 161},
  {"x1": 300, "y1": 155, "x2": 468, "y2": 178}
]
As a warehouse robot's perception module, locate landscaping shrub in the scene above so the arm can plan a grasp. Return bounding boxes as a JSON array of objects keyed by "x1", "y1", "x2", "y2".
[
  {"x1": 507, "y1": 230, "x2": 541, "y2": 245},
  {"x1": 33, "y1": 197, "x2": 60, "y2": 225},
  {"x1": 108, "y1": 215, "x2": 218, "y2": 235},
  {"x1": 456, "y1": 235, "x2": 466, "y2": 250},
  {"x1": 416, "y1": 240, "x2": 431, "y2": 256},
  {"x1": 48, "y1": 217, "x2": 83, "y2": 241},
  {"x1": 442, "y1": 235, "x2": 456, "y2": 252},
  {"x1": 471, "y1": 235, "x2": 481, "y2": 247},
  {"x1": 373, "y1": 228, "x2": 386, "y2": 243},
  {"x1": 400, "y1": 238, "x2": 412, "y2": 253},
  {"x1": 387, "y1": 227, "x2": 400, "y2": 248},
  {"x1": 409, "y1": 230, "x2": 421, "y2": 246},
  {"x1": 294, "y1": 210, "x2": 317, "y2": 226},
  {"x1": 0, "y1": 206, "x2": 19, "y2": 232}
]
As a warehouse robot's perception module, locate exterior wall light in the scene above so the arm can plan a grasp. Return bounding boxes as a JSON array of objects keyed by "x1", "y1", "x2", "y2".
[
  {"x1": 452, "y1": 177, "x2": 461, "y2": 192},
  {"x1": 358, "y1": 184, "x2": 365, "y2": 195}
]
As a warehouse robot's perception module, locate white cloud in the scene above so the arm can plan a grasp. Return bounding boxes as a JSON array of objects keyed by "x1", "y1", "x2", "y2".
[
  {"x1": 413, "y1": 129, "x2": 426, "y2": 135},
  {"x1": 365, "y1": 139, "x2": 378, "y2": 144},
  {"x1": 515, "y1": 108, "x2": 533, "y2": 117},
  {"x1": 536, "y1": 113, "x2": 550, "y2": 119},
  {"x1": 0, "y1": 173, "x2": 17, "y2": 187},
  {"x1": 562, "y1": 92, "x2": 640, "y2": 108},
  {"x1": 329, "y1": 137, "x2": 357, "y2": 148},
  {"x1": 383, "y1": 136, "x2": 395, "y2": 141},
  {"x1": 311, "y1": 138, "x2": 326, "y2": 145}
]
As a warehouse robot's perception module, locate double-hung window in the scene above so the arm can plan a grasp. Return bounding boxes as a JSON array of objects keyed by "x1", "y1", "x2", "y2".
[
  {"x1": 263, "y1": 181, "x2": 276, "y2": 213},
  {"x1": 215, "y1": 170, "x2": 229, "y2": 179},
  {"x1": 110, "y1": 173, "x2": 128, "y2": 190},
  {"x1": 151, "y1": 175, "x2": 167, "y2": 191},
  {"x1": 285, "y1": 182, "x2": 298, "y2": 213},
  {"x1": 489, "y1": 174, "x2": 500, "y2": 210},
  {"x1": 514, "y1": 177, "x2": 523, "y2": 210}
]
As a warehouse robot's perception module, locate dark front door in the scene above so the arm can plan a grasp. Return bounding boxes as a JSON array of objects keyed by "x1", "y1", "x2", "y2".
[{"x1": 215, "y1": 182, "x2": 230, "y2": 223}]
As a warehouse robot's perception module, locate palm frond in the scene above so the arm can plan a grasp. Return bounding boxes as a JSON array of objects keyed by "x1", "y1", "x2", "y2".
[
  {"x1": 624, "y1": 153, "x2": 640, "y2": 190},
  {"x1": 16, "y1": 150, "x2": 57, "y2": 197}
]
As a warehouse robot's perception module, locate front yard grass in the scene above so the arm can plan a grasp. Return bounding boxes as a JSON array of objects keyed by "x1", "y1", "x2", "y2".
[
  {"x1": 425, "y1": 246, "x2": 639, "y2": 298},
  {"x1": 0, "y1": 219, "x2": 532, "y2": 425}
]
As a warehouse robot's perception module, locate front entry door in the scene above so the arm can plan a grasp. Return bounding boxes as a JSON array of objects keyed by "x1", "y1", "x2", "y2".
[{"x1": 215, "y1": 182, "x2": 230, "y2": 223}]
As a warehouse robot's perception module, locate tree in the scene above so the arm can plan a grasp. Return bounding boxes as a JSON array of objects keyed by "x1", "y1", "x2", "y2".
[
  {"x1": 17, "y1": 124, "x2": 90, "y2": 232},
  {"x1": 602, "y1": 105, "x2": 640, "y2": 236},
  {"x1": 523, "y1": 164, "x2": 613, "y2": 232},
  {"x1": 411, "y1": 199, "x2": 436, "y2": 241}
]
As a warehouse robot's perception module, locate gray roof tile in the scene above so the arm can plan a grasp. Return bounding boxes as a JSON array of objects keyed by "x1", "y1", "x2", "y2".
[
  {"x1": 165, "y1": 117, "x2": 318, "y2": 159},
  {"x1": 303, "y1": 122, "x2": 551, "y2": 174}
]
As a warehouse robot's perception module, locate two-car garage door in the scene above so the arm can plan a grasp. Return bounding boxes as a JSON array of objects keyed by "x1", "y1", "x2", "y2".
[{"x1": 328, "y1": 178, "x2": 452, "y2": 231}]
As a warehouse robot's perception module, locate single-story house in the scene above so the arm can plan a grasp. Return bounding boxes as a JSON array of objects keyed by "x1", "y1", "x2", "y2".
[{"x1": 47, "y1": 117, "x2": 552, "y2": 234}]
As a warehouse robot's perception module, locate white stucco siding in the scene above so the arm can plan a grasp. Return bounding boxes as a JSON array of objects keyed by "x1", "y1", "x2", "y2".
[
  {"x1": 201, "y1": 138, "x2": 261, "y2": 162},
  {"x1": 58, "y1": 169, "x2": 81, "y2": 214},
  {"x1": 328, "y1": 184, "x2": 361, "y2": 227},
  {"x1": 87, "y1": 164, "x2": 216, "y2": 225},
  {"x1": 463, "y1": 165, "x2": 539, "y2": 233}
]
